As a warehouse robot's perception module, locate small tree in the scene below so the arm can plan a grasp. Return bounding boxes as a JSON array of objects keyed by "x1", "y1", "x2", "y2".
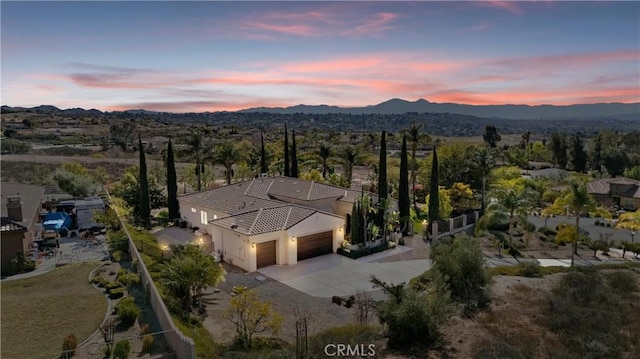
[
  {"x1": 291, "y1": 129, "x2": 299, "y2": 178},
  {"x1": 428, "y1": 146, "x2": 439, "y2": 227},
  {"x1": 483, "y1": 125, "x2": 501, "y2": 148},
  {"x1": 224, "y1": 288, "x2": 283, "y2": 348},
  {"x1": 112, "y1": 339, "x2": 131, "y2": 359}
]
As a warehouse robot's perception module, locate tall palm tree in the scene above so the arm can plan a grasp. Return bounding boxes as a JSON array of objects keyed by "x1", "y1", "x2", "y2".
[
  {"x1": 473, "y1": 146, "x2": 496, "y2": 211},
  {"x1": 565, "y1": 182, "x2": 593, "y2": 266},
  {"x1": 339, "y1": 145, "x2": 360, "y2": 186},
  {"x1": 316, "y1": 143, "x2": 333, "y2": 179},
  {"x1": 408, "y1": 121, "x2": 431, "y2": 208},
  {"x1": 213, "y1": 140, "x2": 245, "y2": 185},
  {"x1": 489, "y1": 188, "x2": 535, "y2": 251},
  {"x1": 186, "y1": 129, "x2": 211, "y2": 192}
]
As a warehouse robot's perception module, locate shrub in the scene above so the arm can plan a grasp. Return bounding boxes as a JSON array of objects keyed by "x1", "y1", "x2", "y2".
[
  {"x1": 109, "y1": 287, "x2": 125, "y2": 299},
  {"x1": 473, "y1": 340, "x2": 526, "y2": 359},
  {"x1": 518, "y1": 261, "x2": 542, "y2": 278},
  {"x1": 116, "y1": 297, "x2": 139, "y2": 327},
  {"x1": 431, "y1": 234, "x2": 492, "y2": 313},
  {"x1": 61, "y1": 333, "x2": 77, "y2": 359},
  {"x1": 539, "y1": 227, "x2": 557, "y2": 236},
  {"x1": 375, "y1": 284, "x2": 450, "y2": 348},
  {"x1": 105, "y1": 281, "x2": 122, "y2": 294},
  {"x1": 336, "y1": 243, "x2": 388, "y2": 259},
  {"x1": 112, "y1": 339, "x2": 131, "y2": 359},
  {"x1": 604, "y1": 271, "x2": 638, "y2": 298},
  {"x1": 142, "y1": 334, "x2": 154, "y2": 354}
]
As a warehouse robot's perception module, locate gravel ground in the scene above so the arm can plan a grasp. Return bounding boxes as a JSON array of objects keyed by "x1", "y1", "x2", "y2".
[{"x1": 202, "y1": 263, "x2": 376, "y2": 345}]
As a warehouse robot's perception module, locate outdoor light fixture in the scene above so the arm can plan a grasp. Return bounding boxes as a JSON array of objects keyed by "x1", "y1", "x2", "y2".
[
  {"x1": 339, "y1": 226, "x2": 343, "y2": 232},
  {"x1": 422, "y1": 220, "x2": 427, "y2": 225},
  {"x1": 291, "y1": 236, "x2": 296, "y2": 242},
  {"x1": 251, "y1": 242, "x2": 255, "y2": 248}
]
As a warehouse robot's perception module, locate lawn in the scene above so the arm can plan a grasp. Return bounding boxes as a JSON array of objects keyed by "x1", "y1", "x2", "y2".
[{"x1": 1, "y1": 262, "x2": 107, "y2": 359}]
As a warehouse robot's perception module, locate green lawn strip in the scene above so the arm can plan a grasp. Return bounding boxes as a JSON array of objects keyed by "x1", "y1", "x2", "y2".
[{"x1": 1, "y1": 262, "x2": 107, "y2": 359}]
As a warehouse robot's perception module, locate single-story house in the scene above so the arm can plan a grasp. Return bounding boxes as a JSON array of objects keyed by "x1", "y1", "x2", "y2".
[
  {"x1": 587, "y1": 177, "x2": 640, "y2": 210},
  {"x1": 1, "y1": 183, "x2": 45, "y2": 275},
  {"x1": 177, "y1": 177, "x2": 379, "y2": 272}
]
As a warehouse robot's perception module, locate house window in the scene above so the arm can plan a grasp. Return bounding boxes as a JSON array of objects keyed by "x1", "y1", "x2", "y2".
[
  {"x1": 200, "y1": 210, "x2": 208, "y2": 225},
  {"x1": 191, "y1": 208, "x2": 196, "y2": 213}
]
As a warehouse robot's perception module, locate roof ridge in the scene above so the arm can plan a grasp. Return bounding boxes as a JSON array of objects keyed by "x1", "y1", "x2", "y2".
[
  {"x1": 307, "y1": 180, "x2": 314, "y2": 200},
  {"x1": 248, "y1": 208, "x2": 264, "y2": 234},
  {"x1": 283, "y1": 206, "x2": 293, "y2": 230},
  {"x1": 243, "y1": 178, "x2": 255, "y2": 196}
]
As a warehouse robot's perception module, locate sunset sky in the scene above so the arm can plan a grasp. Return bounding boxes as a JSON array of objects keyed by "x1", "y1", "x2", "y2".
[{"x1": 1, "y1": 1, "x2": 639, "y2": 112}]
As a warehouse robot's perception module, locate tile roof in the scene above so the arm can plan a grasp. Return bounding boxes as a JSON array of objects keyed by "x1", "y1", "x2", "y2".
[
  {"x1": 179, "y1": 181, "x2": 282, "y2": 215},
  {"x1": 587, "y1": 177, "x2": 640, "y2": 198},
  {"x1": 1, "y1": 217, "x2": 27, "y2": 232},
  {"x1": 210, "y1": 204, "x2": 324, "y2": 235}
]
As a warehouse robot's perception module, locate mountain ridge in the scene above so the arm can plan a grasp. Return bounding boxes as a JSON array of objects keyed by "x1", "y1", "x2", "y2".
[{"x1": 2, "y1": 98, "x2": 639, "y2": 120}]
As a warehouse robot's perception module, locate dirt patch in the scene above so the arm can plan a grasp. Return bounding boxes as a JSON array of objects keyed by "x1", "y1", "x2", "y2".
[
  {"x1": 440, "y1": 274, "x2": 564, "y2": 358},
  {"x1": 202, "y1": 263, "x2": 375, "y2": 345}
]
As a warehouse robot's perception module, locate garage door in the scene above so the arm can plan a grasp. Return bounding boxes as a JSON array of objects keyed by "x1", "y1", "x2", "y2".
[
  {"x1": 256, "y1": 240, "x2": 276, "y2": 269},
  {"x1": 297, "y1": 231, "x2": 333, "y2": 261}
]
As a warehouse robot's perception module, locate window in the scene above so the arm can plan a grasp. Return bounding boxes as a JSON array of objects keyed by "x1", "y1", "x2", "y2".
[
  {"x1": 200, "y1": 210, "x2": 208, "y2": 225},
  {"x1": 191, "y1": 208, "x2": 196, "y2": 213}
]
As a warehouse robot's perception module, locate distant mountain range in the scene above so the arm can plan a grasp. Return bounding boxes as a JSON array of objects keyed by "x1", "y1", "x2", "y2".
[
  {"x1": 3, "y1": 98, "x2": 639, "y2": 120},
  {"x1": 240, "y1": 98, "x2": 640, "y2": 120}
]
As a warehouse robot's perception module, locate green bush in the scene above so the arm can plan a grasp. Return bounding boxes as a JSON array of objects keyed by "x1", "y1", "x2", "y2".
[
  {"x1": 431, "y1": 234, "x2": 492, "y2": 313},
  {"x1": 518, "y1": 261, "x2": 542, "y2": 278},
  {"x1": 112, "y1": 339, "x2": 131, "y2": 359},
  {"x1": 336, "y1": 244, "x2": 388, "y2": 259},
  {"x1": 105, "y1": 281, "x2": 122, "y2": 294},
  {"x1": 604, "y1": 271, "x2": 638, "y2": 298},
  {"x1": 109, "y1": 287, "x2": 125, "y2": 299},
  {"x1": 375, "y1": 285, "x2": 450, "y2": 348},
  {"x1": 116, "y1": 297, "x2": 139, "y2": 327},
  {"x1": 61, "y1": 333, "x2": 77, "y2": 359}
]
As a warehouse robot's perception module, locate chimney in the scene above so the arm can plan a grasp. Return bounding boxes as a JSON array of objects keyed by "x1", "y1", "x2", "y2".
[{"x1": 6, "y1": 195, "x2": 23, "y2": 222}]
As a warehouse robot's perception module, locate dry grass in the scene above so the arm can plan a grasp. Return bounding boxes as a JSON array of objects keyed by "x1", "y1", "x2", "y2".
[{"x1": 1, "y1": 262, "x2": 107, "y2": 359}]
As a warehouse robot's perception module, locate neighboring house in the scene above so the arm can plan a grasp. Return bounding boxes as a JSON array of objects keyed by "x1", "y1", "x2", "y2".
[
  {"x1": 587, "y1": 177, "x2": 640, "y2": 210},
  {"x1": 178, "y1": 177, "x2": 380, "y2": 272},
  {"x1": 1, "y1": 183, "x2": 45, "y2": 275}
]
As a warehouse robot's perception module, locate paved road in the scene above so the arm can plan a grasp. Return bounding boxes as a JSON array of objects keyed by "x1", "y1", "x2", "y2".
[{"x1": 527, "y1": 215, "x2": 636, "y2": 243}]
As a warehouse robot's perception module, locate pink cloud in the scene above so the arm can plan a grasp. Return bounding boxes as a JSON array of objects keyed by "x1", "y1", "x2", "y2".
[{"x1": 481, "y1": 1, "x2": 525, "y2": 14}]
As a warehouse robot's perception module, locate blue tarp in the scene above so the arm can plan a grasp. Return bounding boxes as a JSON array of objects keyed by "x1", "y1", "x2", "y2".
[{"x1": 42, "y1": 212, "x2": 71, "y2": 232}]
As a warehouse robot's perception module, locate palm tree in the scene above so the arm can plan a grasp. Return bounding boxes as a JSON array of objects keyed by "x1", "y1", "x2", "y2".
[
  {"x1": 473, "y1": 146, "x2": 496, "y2": 211},
  {"x1": 186, "y1": 129, "x2": 212, "y2": 192},
  {"x1": 338, "y1": 145, "x2": 360, "y2": 186},
  {"x1": 542, "y1": 182, "x2": 604, "y2": 265},
  {"x1": 408, "y1": 121, "x2": 431, "y2": 209},
  {"x1": 316, "y1": 143, "x2": 333, "y2": 179},
  {"x1": 158, "y1": 245, "x2": 225, "y2": 311},
  {"x1": 213, "y1": 140, "x2": 245, "y2": 185},
  {"x1": 565, "y1": 182, "x2": 593, "y2": 266},
  {"x1": 488, "y1": 188, "x2": 535, "y2": 252}
]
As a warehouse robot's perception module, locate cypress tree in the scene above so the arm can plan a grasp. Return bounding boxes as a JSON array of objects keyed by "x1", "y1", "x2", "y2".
[
  {"x1": 429, "y1": 145, "x2": 439, "y2": 227},
  {"x1": 284, "y1": 124, "x2": 290, "y2": 177},
  {"x1": 260, "y1": 131, "x2": 267, "y2": 174},
  {"x1": 570, "y1": 133, "x2": 587, "y2": 172},
  {"x1": 138, "y1": 134, "x2": 151, "y2": 229},
  {"x1": 399, "y1": 134, "x2": 410, "y2": 236},
  {"x1": 377, "y1": 131, "x2": 387, "y2": 228},
  {"x1": 166, "y1": 138, "x2": 179, "y2": 220},
  {"x1": 350, "y1": 200, "x2": 363, "y2": 244},
  {"x1": 291, "y1": 129, "x2": 298, "y2": 178}
]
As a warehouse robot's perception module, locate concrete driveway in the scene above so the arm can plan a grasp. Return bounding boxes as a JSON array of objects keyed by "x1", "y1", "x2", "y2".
[{"x1": 258, "y1": 253, "x2": 431, "y2": 298}]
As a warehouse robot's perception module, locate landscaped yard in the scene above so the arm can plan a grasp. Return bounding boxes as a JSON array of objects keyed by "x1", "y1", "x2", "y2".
[{"x1": 1, "y1": 262, "x2": 107, "y2": 359}]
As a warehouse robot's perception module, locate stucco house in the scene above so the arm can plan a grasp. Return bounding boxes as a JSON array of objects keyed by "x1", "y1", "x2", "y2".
[
  {"x1": 178, "y1": 177, "x2": 377, "y2": 272},
  {"x1": 587, "y1": 177, "x2": 640, "y2": 210},
  {"x1": 1, "y1": 183, "x2": 45, "y2": 275}
]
